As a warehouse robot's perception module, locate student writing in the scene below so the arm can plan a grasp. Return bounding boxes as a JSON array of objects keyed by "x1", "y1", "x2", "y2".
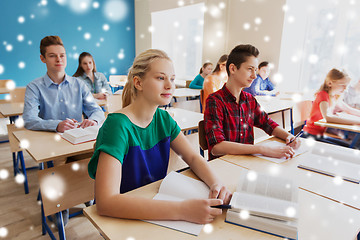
[
  {"x1": 88, "y1": 49, "x2": 231, "y2": 224},
  {"x1": 303, "y1": 68, "x2": 360, "y2": 146},
  {"x1": 204, "y1": 44, "x2": 300, "y2": 160}
]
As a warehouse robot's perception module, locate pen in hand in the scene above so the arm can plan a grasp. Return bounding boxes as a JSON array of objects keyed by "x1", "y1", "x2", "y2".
[
  {"x1": 211, "y1": 204, "x2": 232, "y2": 209},
  {"x1": 286, "y1": 130, "x2": 303, "y2": 146}
]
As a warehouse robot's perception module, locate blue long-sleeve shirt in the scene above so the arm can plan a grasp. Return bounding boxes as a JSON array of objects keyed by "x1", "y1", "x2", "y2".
[
  {"x1": 23, "y1": 74, "x2": 105, "y2": 131},
  {"x1": 243, "y1": 74, "x2": 276, "y2": 96}
]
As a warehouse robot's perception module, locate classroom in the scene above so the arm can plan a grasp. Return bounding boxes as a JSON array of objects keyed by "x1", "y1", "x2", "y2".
[{"x1": 1, "y1": 0, "x2": 360, "y2": 239}]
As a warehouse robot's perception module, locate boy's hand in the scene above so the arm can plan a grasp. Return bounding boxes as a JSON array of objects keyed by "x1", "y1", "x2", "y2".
[
  {"x1": 56, "y1": 119, "x2": 78, "y2": 133},
  {"x1": 79, "y1": 119, "x2": 97, "y2": 128}
]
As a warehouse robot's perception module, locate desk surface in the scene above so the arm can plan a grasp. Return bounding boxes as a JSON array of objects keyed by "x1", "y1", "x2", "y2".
[
  {"x1": 83, "y1": 159, "x2": 280, "y2": 240},
  {"x1": 173, "y1": 88, "x2": 201, "y2": 98},
  {"x1": 13, "y1": 129, "x2": 94, "y2": 163},
  {"x1": 83, "y1": 158, "x2": 360, "y2": 240},
  {"x1": 256, "y1": 98, "x2": 294, "y2": 114},
  {"x1": 167, "y1": 107, "x2": 203, "y2": 132},
  {"x1": 0, "y1": 102, "x2": 24, "y2": 117},
  {"x1": 315, "y1": 119, "x2": 360, "y2": 133},
  {"x1": 219, "y1": 138, "x2": 360, "y2": 210}
]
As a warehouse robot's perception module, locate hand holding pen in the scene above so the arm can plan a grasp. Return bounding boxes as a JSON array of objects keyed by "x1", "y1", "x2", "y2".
[{"x1": 286, "y1": 130, "x2": 303, "y2": 148}]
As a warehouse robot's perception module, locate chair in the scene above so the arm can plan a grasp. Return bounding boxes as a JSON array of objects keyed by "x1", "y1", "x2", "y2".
[
  {"x1": 38, "y1": 158, "x2": 94, "y2": 240},
  {"x1": 7, "y1": 124, "x2": 34, "y2": 194},
  {"x1": 198, "y1": 120, "x2": 208, "y2": 157},
  {"x1": 0, "y1": 79, "x2": 14, "y2": 89},
  {"x1": 185, "y1": 80, "x2": 192, "y2": 88},
  {"x1": 109, "y1": 75, "x2": 127, "y2": 93}
]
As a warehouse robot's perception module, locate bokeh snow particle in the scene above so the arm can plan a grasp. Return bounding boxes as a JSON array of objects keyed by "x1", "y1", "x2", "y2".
[
  {"x1": 103, "y1": 24, "x2": 110, "y2": 31},
  {"x1": 209, "y1": 6, "x2": 221, "y2": 18},
  {"x1": 0, "y1": 169, "x2": 9, "y2": 180},
  {"x1": 0, "y1": 65, "x2": 4, "y2": 75},
  {"x1": 6, "y1": 80, "x2": 16, "y2": 90},
  {"x1": 54, "y1": 134, "x2": 61, "y2": 141},
  {"x1": 17, "y1": 34, "x2": 25, "y2": 42},
  {"x1": 0, "y1": 227, "x2": 8, "y2": 238},
  {"x1": 118, "y1": 50, "x2": 125, "y2": 59},
  {"x1": 6, "y1": 44, "x2": 13, "y2": 52},
  {"x1": 126, "y1": 237, "x2": 135, "y2": 240},
  {"x1": 72, "y1": 163, "x2": 80, "y2": 171},
  {"x1": 15, "y1": 174, "x2": 25, "y2": 184},
  {"x1": 178, "y1": 35, "x2": 184, "y2": 41},
  {"x1": 243, "y1": 23, "x2": 250, "y2": 30},
  {"x1": 269, "y1": 165, "x2": 280, "y2": 175},
  {"x1": 103, "y1": 0, "x2": 128, "y2": 22},
  {"x1": 18, "y1": 16, "x2": 25, "y2": 23},
  {"x1": 254, "y1": 17, "x2": 262, "y2": 25},
  {"x1": 282, "y1": 5, "x2": 289, "y2": 12},
  {"x1": 308, "y1": 54, "x2": 319, "y2": 64},
  {"x1": 42, "y1": 174, "x2": 65, "y2": 200},
  {"x1": 286, "y1": 206, "x2": 296, "y2": 218},
  {"x1": 239, "y1": 210, "x2": 250, "y2": 220},
  {"x1": 218, "y1": 2, "x2": 226, "y2": 9},
  {"x1": 216, "y1": 31, "x2": 223, "y2": 37},
  {"x1": 264, "y1": 36, "x2": 270, "y2": 42},
  {"x1": 93, "y1": 1, "x2": 99, "y2": 9},
  {"x1": 173, "y1": 21, "x2": 180, "y2": 28},
  {"x1": 208, "y1": 41, "x2": 214, "y2": 47},
  {"x1": 273, "y1": 73, "x2": 283, "y2": 84},
  {"x1": 326, "y1": 13, "x2": 334, "y2": 20},
  {"x1": 288, "y1": 16, "x2": 295, "y2": 23},
  {"x1": 110, "y1": 67, "x2": 117, "y2": 74},
  {"x1": 20, "y1": 139, "x2": 30, "y2": 149},
  {"x1": 18, "y1": 62, "x2": 26, "y2": 69},
  {"x1": 333, "y1": 176, "x2": 343, "y2": 185},
  {"x1": 203, "y1": 224, "x2": 214, "y2": 234},
  {"x1": 69, "y1": 0, "x2": 91, "y2": 14},
  {"x1": 177, "y1": 0, "x2": 184, "y2": 7},
  {"x1": 84, "y1": 32, "x2": 91, "y2": 40},
  {"x1": 148, "y1": 26, "x2": 155, "y2": 33},
  {"x1": 77, "y1": 26, "x2": 82, "y2": 31},
  {"x1": 246, "y1": 171, "x2": 258, "y2": 182},
  {"x1": 291, "y1": 93, "x2": 302, "y2": 103},
  {"x1": 28, "y1": 40, "x2": 32, "y2": 45},
  {"x1": 15, "y1": 117, "x2": 24, "y2": 128},
  {"x1": 194, "y1": 36, "x2": 201, "y2": 43}
]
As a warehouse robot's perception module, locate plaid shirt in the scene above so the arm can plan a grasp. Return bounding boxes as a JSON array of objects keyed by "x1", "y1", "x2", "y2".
[{"x1": 204, "y1": 85, "x2": 279, "y2": 160}]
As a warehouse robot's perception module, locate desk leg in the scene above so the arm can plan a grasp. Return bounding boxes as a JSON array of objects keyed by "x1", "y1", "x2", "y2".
[
  {"x1": 350, "y1": 133, "x2": 360, "y2": 149},
  {"x1": 290, "y1": 108, "x2": 294, "y2": 135},
  {"x1": 18, "y1": 151, "x2": 29, "y2": 194}
]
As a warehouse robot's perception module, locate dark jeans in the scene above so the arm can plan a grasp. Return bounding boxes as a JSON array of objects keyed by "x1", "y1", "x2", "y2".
[{"x1": 302, "y1": 131, "x2": 350, "y2": 148}]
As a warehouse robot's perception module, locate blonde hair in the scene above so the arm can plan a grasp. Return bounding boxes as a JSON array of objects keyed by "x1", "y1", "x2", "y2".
[
  {"x1": 122, "y1": 49, "x2": 171, "y2": 108},
  {"x1": 318, "y1": 68, "x2": 348, "y2": 94}
]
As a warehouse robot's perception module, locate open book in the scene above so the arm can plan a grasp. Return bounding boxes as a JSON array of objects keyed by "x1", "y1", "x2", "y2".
[
  {"x1": 225, "y1": 171, "x2": 298, "y2": 240},
  {"x1": 61, "y1": 125, "x2": 100, "y2": 144},
  {"x1": 145, "y1": 171, "x2": 210, "y2": 236},
  {"x1": 298, "y1": 146, "x2": 360, "y2": 184},
  {"x1": 254, "y1": 140, "x2": 309, "y2": 163}
]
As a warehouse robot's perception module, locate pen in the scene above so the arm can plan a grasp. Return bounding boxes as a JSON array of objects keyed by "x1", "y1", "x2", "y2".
[
  {"x1": 211, "y1": 204, "x2": 232, "y2": 209},
  {"x1": 286, "y1": 130, "x2": 303, "y2": 145},
  {"x1": 66, "y1": 118, "x2": 79, "y2": 127}
]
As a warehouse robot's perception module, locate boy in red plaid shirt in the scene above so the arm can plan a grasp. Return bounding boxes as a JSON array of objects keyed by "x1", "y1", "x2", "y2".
[{"x1": 204, "y1": 44, "x2": 300, "y2": 160}]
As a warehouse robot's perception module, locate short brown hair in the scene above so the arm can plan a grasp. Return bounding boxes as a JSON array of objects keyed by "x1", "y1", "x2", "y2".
[
  {"x1": 226, "y1": 44, "x2": 259, "y2": 76},
  {"x1": 40, "y1": 36, "x2": 64, "y2": 56}
]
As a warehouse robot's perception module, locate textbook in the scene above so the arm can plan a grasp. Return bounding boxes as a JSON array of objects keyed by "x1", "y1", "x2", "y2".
[
  {"x1": 225, "y1": 171, "x2": 298, "y2": 240},
  {"x1": 145, "y1": 171, "x2": 210, "y2": 236},
  {"x1": 61, "y1": 125, "x2": 99, "y2": 144},
  {"x1": 254, "y1": 140, "x2": 309, "y2": 163},
  {"x1": 298, "y1": 146, "x2": 360, "y2": 184}
]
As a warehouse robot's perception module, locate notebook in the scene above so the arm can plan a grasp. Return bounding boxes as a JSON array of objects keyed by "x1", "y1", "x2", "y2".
[{"x1": 61, "y1": 125, "x2": 99, "y2": 144}]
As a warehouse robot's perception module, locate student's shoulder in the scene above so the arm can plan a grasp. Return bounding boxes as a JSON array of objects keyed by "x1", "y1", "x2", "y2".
[{"x1": 26, "y1": 76, "x2": 47, "y2": 90}]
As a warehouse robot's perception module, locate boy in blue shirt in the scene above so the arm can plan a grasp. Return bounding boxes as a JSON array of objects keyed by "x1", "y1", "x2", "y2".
[{"x1": 23, "y1": 36, "x2": 104, "y2": 132}]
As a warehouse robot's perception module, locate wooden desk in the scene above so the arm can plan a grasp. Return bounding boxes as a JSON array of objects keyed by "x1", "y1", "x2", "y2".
[
  {"x1": 298, "y1": 189, "x2": 360, "y2": 240},
  {"x1": 13, "y1": 129, "x2": 94, "y2": 163},
  {"x1": 83, "y1": 159, "x2": 281, "y2": 240},
  {"x1": 315, "y1": 119, "x2": 360, "y2": 148},
  {"x1": 0, "y1": 102, "x2": 24, "y2": 117},
  {"x1": 83, "y1": 158, "x2": 359, "y2": 239},
  {"x1": 167, "y1": 107, "x2": 203, "y2": 132},
  {"x1": 173, "y1": 88, "x2": 201, "y2": 99},
  {"x1": 219, "y1": 138, "x2": 360, "y2": 210}
]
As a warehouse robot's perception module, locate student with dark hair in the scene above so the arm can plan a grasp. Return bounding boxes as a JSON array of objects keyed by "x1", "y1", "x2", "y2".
[
  {"x1": 73, "y1": 52, "x2": 111, "y2": 100},
  {"x1": 243, "y1": 61, "x2": 278, "y2": 96},
  {"x1": 189, "y1": 62, "x2": 213, "y2": 89},
  {"x1": 204, "y1": 44, "x2": 300, "y2": 160},
  {"x1": 23, "y1": 36, "x2": 104, "y2": 133}
]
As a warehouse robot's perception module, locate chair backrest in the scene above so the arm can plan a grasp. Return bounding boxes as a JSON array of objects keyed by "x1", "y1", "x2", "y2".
[
  {"x1": 198, "y1": 120, "x2": 208, "y2": 151},
  {"x1": 106, "y1": 94, "x2": 123, "y2": 113},
  {"x1": 200, "y1": 89, "x2": 204, "y2": 113},
  {"x1": 185, "y1": 80, "x2": 192, "y2": 88},
  {"x1": 10, "y1": 87, "x2": 26, "y2": 103},
  {"x1": 7, "y1": 124, "x2": 24, "y2": 153},
  {"x1": 38, "y1": 158, "x2": 94, "y2": 217}
]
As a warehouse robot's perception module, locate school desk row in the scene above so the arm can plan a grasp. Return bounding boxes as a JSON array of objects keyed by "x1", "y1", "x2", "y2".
[{"x1": 83, "y1": 142, "x2": 360, "y2": 240}]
